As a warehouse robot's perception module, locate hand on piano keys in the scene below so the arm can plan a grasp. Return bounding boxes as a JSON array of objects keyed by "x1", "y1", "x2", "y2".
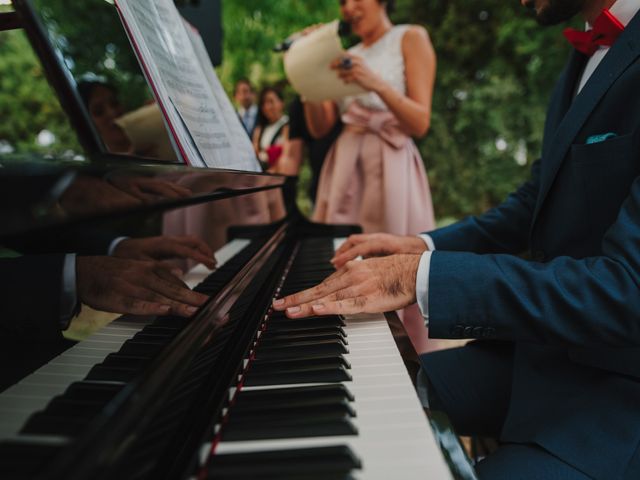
[
  {"x1": 76, "y1": 256, "x2": 208, "y2": 318},
  {"x1": 0, "y1": 237, "x2": 451, "y2": 479},
  {"x1": 112, "y1": 235, "x2": 216, "y2": 269},
  {"x1": 75, "y1": 235, "x2": 216, "y2": 318},
  {"x1": 272, "y1": 253, "x2": 422, "y2": 319},
  {"x1": 331, "y1": 233, "x2": 429, "y2": 268}
]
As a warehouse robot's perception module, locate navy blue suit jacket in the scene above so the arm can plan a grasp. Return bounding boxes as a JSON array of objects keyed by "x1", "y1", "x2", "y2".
[{"x1": 425, "y1": 12, "x2": 640, "y2": 480}]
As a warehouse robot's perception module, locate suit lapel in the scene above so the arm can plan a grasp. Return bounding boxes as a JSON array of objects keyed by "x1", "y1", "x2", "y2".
[
  {"x1": 531, "y1": 12, "x2": 640, "y2": 228},
  {"x1": 541, "y1": 50, "x2": 587, "y2": 160}
]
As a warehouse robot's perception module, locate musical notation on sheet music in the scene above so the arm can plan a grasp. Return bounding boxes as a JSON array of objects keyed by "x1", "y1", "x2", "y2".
[{"x1": 115, "y1": 0, "x2": 260, "y2": 172}]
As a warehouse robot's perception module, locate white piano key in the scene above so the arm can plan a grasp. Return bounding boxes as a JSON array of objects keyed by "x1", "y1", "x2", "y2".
[
  {"x1": 48, "y1": 355, "x2": 106, "y2": 367},
  {"x1": 183, "y1": 238, "x2": 250, "y2": 288}
]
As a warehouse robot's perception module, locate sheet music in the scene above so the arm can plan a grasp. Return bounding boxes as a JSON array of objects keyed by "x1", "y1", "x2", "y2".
[
  {"x1": 183, "y1": 19, "x2": 257, "y2": 170},
  {"x1": 115, "y1": 0, "x2": 260, "y2": 171},
  {"x1": 284, "y1": 21, "x2": 366, "y2": 101}
]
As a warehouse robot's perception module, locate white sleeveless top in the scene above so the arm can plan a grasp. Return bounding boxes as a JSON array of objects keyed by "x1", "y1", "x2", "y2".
[{"x1": 340, "y1": 24, "x2": 409, "y2": 112}]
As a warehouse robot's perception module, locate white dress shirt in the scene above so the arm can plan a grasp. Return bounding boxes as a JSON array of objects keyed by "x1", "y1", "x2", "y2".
[
  {"x1": 415, "y1": 0, "x2": 640, "y2": 327},
  {"x1": 60, "y1": 236, "x2": 128, "y2": 329},
  {"x1": 238, "y1": 104, "x2": 258, "y2": 134}
]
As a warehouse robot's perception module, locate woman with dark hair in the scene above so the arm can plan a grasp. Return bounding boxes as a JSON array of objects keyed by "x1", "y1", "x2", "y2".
[
  {"x1": 303, "y1": 0, "x2": 437, "y2": 352},
  {"x1": 77, "y1": 80, "x2": 133, "y2": 154},
  {"x1": 252, "y1": 86, "x2": 289, "y2": 170}
]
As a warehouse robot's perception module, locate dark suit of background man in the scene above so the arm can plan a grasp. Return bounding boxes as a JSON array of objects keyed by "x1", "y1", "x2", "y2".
[
  {"x1": 274, "y1": 0, "x2": 640, "y2": 477},
  {"x1": 234, "y1": 78, "x2": 258, "y2": 137}
]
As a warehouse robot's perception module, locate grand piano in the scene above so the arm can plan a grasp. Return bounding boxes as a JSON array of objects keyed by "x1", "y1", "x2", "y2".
[{"x1": 0, "y1": 1, "x2": 458, "y2": 478}]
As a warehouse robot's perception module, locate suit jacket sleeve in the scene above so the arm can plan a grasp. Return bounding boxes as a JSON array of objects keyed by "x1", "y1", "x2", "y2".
[
  {"x1": 0, "y1": 255, "x2": 64, "y2": 343},
  {"x1": 428, "y1": 160, "x2": 541, "y2": 254},
  {"x1": 428, "y1": 174, "x2": 640, "y2": 348}
]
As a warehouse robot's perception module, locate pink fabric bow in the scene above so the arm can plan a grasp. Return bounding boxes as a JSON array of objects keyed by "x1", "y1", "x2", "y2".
[{"x1": 341, "y1": 102, "x2": 409, "y2": 149}]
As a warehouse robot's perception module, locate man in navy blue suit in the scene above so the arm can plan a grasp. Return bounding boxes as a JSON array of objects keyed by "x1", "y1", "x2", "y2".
[{"x1": 274, "y1": 0, "x2": 640, "y2": 477}]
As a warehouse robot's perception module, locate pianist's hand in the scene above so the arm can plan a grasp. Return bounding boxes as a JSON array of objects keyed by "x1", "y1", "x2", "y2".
[
  {"x1": 273, "y1": 254, "x2": 421, "y2": 317},
  {"x1": 77, "y1": 256, "x2": 208, "y2": 317},
  {"x1": 331, "y1": 233, "x2": 427, "y2": 268},
  {"x1": 113, "y1": 235, "x2": 216, "y2": 270}
]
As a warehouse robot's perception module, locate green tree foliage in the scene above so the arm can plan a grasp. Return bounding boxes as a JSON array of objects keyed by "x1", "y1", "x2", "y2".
[
  {"x1": 218, "y1": 0, "x2": 339, "y2": 86},
  {"x1": 397, "y1": 0, "x2": 575, "y2": 219},
  {"x1": 30, "y1": 0, "x2": 151, "y2": 110},
  {"x1": 0, "y1": 0, "x2": 579, "y2": 219},
  {"x1": 0, "y1": 29, "x2": 81, "y2": 155}
]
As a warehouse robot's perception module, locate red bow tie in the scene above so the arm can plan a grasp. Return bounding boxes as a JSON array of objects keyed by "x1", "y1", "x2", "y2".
[{"x1": 563, "y1": 9, "x2": 624, "y2": 56}]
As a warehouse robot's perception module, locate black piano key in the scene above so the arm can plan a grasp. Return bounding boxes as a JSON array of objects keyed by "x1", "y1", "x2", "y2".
[
  {"x1": 132, "y1": 332, "x2": 175, "y2": 342},
  {"x1": 139, "y1": 325, "x2": 182, "y2": 335},
  {"x1": 248, "y1": 355, "x2": 351, "y2": 373},
  {"x1": 260, "y1": 326, "x2": 347, "y2": 339},
  {"x1": 232, "y1": 393, "x2": 354, "y2": 416},
  {"x1": 101, "y1": 353, "x2": 150, "y2": 369},
  {"x1": 258, "y1": 332, "x2": 347, "y2": 346},
  {"x1": 207, "y1": 445, "x2": 361, "y2": 480},
  {"x1": 233, "y1": 384, "x2": 355, "y2": 411},
  {"x1": 267, "y1": 316, "x2": 346, "y2": 330},
  {"x1": 20, "y1": 413, "x2": 90, "y2": 437},
  {"x1": 150, "y1": 316, "x2": 189, "y2": 328},
  {"x1": 221, "y1": 413, "x2": 357, "y2": 441},
  {"x1": 229, "y1": 401, "x2": 357, "y2": 426},
  {"x1": 40, "y1": 398, "x2": 104, "y2": 418},
  {"x1": 255, "y1": 339, "x2": 348, "y2": 360},
  {"x1": 63, "y1": 381, "x2": 124, "y2": 402},
  {"x1": 244, "y1": 356, "x2": 351, "y2": 386},
  {"x1": 118, "y1": 340, "x2": 165, "y2": 356},
  {"x1": 85, "y1": 364, "x2": 138, "y2": 382},
  {"x1": 243, "y1": 366, "x2": 352, "y2": 386}
]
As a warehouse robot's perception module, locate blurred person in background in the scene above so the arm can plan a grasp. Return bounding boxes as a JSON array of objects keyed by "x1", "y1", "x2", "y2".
[
  {"x1": 78, "y1": 80, "x2": 133, "y2": 154},
  {"x1": 302, "y1": 0, "x2": 437, "y2": 353},
  {"x1": 276, "y1": 96, "x2": 343, "y2": 204},
  {"x1": 234, "y1": 78, "x2": 258, "y2": 136},
  {"x1": 252, "y1": 86, "x2": 289, "y2": 171}
]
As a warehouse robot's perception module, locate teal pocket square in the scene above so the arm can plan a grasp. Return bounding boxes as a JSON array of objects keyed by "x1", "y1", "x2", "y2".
[{"x1": 586, "y1": 133, "x2": 617, "y2": 144}]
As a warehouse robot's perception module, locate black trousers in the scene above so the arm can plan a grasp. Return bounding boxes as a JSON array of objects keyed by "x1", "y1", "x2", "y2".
[{"x1": 419, "y1": 341, "x2": 591, "y2": 480}]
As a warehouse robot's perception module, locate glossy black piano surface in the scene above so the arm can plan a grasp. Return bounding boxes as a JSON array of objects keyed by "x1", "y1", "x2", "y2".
[
  {"x1": 0, "y1": 152, "x2": 367, "y2": 478},
  {"x1": 0, "y1": 0, "x2": 455, "y2": 477},
  {"x1": 0, "y1": 156, "x2": 369, "y2": 479}
]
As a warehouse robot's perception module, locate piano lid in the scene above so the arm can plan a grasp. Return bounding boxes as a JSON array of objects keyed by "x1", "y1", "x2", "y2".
[{"x1": 0, "y1": 153, "x2": 289, "y2": 242}]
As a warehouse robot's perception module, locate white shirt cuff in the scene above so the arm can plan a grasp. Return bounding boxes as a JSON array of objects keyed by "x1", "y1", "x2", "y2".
[
  {"x1": 108, "y1": 236, "x2": 129, "y2": 256},
  {"x1": 418, "y1": 233, "x2": 436, "y2": 251},
  {"x1": 415, "y1": 250, "x2": 432, "y2": 327},
  {"x1": 60, "y1": 253, "x2": 78, "y2": 329}
]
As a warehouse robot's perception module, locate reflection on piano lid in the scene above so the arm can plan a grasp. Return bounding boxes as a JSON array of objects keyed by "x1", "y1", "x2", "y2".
[
  {"x1": 13, "y1": 0, "x2": 180, "y2": 162},
  {"x1": 0, "y1": 154, "x2": 286, "y2": 241}
]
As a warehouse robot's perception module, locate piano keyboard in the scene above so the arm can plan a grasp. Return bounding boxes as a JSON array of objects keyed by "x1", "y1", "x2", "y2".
[
  {"x1": 203, "y1": 238, "x2": 451, "y2": 479},
  {"x1": 0, "y1": 237, "x2": 452, "y2": 479},
  {"x1": 211, "y1": 312, "x2": 450, "y2": 479}
]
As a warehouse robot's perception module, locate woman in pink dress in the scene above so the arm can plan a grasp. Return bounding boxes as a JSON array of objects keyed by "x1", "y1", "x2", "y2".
[{"x1": 304, "y1": 0, "x2": 437, "y2": 352}]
